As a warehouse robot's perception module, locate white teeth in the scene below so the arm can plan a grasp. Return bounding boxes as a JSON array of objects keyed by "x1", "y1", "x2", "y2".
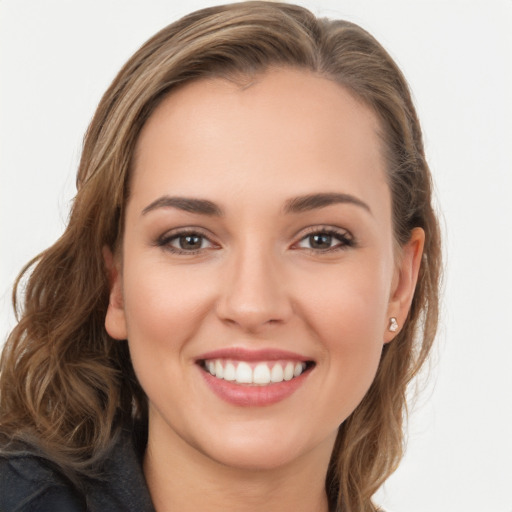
[
  {"x1": 270, "y1": 363, "x2": 284, "y2": 382},
  {"x1": 204, "y1": 359, "x2": 307, "y2": 386},
  {"x1": 215, "y1": 360, "x2": 224, "y2": 379},
  {"x1": 253, "y1": 363, "x2": 271, "y2": 384},
  {"x1": 284, "y1": 362, "x2": 294, "y2": 381},
  {"x1": 235, "y1": 362, "x2": 253, "y2": 383},
  {"x1": 224, "y1": 362, "x2": 236, "y2": 381}
]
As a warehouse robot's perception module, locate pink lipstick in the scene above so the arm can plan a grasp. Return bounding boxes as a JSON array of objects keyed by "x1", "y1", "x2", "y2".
[{"x1": 196, "y1": 348, "x2": 314, "y2": 406}]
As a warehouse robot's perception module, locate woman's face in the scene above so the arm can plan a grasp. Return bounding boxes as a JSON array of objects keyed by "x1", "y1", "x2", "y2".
[{"x1": 106, "y1": 68, "x2": 422, "y2": 471}]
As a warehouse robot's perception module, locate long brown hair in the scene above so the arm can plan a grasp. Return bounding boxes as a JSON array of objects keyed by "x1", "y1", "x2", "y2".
[{"x1": 0, "y1": 2, "x2": 441, "y2": 511}]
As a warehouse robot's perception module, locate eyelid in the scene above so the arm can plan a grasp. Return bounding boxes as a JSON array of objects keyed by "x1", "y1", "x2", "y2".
[
  {"x1": 154, "y1": 225, "x2": 354, "y2": 255},
  {"x1": 155, "y1": 226, "x2": 220, "y2": 254},
  {"x1": 291, "y1": 225, "x2": 355, "y2": 251}
]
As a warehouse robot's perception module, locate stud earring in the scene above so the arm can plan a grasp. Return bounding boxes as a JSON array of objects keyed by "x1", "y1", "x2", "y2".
[{"x1": 389, "y1": 317, "x2": 399, "y2": 332}]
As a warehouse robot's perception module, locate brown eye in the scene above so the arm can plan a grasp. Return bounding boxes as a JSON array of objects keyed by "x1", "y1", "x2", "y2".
[
  {"x1": 296, "y1": 229, "x2": 353, "y2": 252},
  {"x1": 308, "y1": 233, "x2": 332, "y2": 250},
  {"x1": 177, "y1": 234, "x2": 204, "y2": 250},
  {"x1": 157, "y1": 231, "x2": 215, "y2": 253}
]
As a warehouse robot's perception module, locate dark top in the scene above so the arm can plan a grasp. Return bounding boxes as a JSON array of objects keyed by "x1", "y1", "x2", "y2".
[{"x1": 0, "y1": 429, "x2": 155, "y2": 512}]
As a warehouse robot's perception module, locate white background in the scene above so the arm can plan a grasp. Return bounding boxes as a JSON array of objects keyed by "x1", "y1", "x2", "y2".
[{"x1": 1, "y1": 1, "x2": 511, "y2": 511}]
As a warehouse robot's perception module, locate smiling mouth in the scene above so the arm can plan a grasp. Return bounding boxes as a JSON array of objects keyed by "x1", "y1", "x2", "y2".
[{"x1": 199, "y1": 359, "x2": 315, "y2": 386}]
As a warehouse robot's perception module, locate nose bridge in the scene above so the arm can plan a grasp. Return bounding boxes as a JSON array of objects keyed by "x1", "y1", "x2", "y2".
[{"x1": 217, "y1": 236, "x2": 291, "y2": 330}]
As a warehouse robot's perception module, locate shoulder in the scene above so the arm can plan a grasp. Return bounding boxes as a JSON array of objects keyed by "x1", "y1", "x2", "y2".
[
  {"x1": 0, "y1": 452, "x2": 86, "y2": 511},
  {"x1": 0, "y1": 427, "x2": 155, "y2": 512}
]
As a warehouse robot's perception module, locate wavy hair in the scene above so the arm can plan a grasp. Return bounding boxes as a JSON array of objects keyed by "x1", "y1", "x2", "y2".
[{"x1": 0, "y1": 2, "x2": 441, "y2": 511}]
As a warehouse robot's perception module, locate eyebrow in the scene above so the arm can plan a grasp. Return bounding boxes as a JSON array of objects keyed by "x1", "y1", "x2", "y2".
[
  {"x1": 284, "y1": 192, "x2": 372, "y2": 215},
  {"x1": 141, "y1": 192, "x2": 371, "y2": 217},
  {"x1": 142, "y1": 196, "x2": 223, "y2": 216}
]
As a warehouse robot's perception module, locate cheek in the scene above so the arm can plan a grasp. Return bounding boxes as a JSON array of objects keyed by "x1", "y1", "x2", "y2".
[
  {"x1": 298, "y1": 256, "x2": 390, "y2": 343},
  {"x1": 294, "y1": 257, "x2": 390, "y2": 405},
  {"x1": 321, "y1": 286, "x2": 385, "y2": 374},
  {"x1": 120, "y1": 257, "x2": 216, "y2": 366},
  {"x1": 119, "y1": 261, "x2": 220, "y2": 421}
]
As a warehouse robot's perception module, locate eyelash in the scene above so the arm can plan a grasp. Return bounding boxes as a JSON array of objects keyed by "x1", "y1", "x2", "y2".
[
  {"x1": 293, "y1": 227, "x2": 354, "y2": 253},
  {"x1": 156, "y1": 228, "x2": 216, "y2": 255},
  {"x1": 155, "y1": 227, "x2": 355, "y2": 255}
]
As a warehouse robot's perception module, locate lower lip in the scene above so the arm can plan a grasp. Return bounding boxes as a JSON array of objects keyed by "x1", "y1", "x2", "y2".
[{"x1": 199, "y1": 367, "x2": 311, "y2": 407}]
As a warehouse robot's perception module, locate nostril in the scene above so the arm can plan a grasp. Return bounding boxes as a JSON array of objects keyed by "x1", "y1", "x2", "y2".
[{"x1": 215, "y1": 260, "x2": 294, "y2": 330}]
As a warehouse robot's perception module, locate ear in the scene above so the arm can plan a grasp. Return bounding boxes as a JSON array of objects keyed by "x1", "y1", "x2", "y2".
[
  {"x1": 384, "y1": 227, "x2": 425, "y2": 343},
  {"x1": 103, "y1": 246, "x2": 128, "y2": 340}
]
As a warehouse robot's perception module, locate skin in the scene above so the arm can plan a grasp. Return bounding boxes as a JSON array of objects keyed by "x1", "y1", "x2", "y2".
[{"x1": 104, "y1": 68, "x2": 424, "y2": 512}]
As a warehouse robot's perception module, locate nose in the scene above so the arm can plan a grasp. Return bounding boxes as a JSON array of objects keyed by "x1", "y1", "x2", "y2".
[{"x1": 216, "y1": 244, "x2": 293, "y2": 333}]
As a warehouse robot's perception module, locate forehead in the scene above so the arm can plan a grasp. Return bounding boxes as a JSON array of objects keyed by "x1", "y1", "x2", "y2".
[{"x1": 130, "y1": 67, "x2": 388, "y2": 215}]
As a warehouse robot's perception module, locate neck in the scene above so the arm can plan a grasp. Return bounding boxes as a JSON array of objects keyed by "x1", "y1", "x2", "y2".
[{"x1": 143, "y1": 422, "x2": 333, "y2": 512}]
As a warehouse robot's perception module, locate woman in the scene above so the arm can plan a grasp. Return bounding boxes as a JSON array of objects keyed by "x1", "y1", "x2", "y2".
[{"x1": 0, "y1": 2, "x2": 441, "y2": 511}]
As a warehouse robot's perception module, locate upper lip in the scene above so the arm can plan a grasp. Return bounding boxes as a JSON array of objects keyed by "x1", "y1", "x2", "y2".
[{"x1": 195, "y1": 347, "x2": 312, "y2": 362}]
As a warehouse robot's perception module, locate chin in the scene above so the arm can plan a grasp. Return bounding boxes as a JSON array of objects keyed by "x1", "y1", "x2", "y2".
[{"x1": 189, "y1": 419, "x2": 338, "y2": 473}]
